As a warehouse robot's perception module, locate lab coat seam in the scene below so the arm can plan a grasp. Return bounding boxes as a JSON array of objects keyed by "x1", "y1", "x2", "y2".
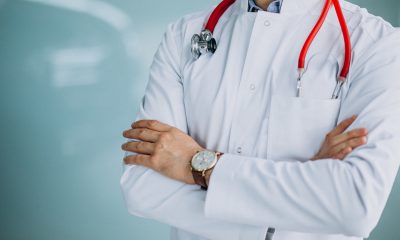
[
  {"x1": 168, "y1": 23, "x2": 184, "y2": 82},
  {"x1": 349, "y1": 31, "x2": 400, "y2": 86}
]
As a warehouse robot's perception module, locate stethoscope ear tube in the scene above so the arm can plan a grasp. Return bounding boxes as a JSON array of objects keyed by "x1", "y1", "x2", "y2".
[
  {"x1": 297, "y1": 0, "x2": 351, "y2": 99},
  {"x1": 332, "y1": 0, "x2": 351, "y2": 80}
]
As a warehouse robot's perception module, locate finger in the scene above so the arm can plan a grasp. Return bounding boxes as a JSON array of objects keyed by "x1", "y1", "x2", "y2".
[
  {"x1": 132, "y1": 119, "x2": 172, "y2": 132},
  {"x1": 330, "y1": 136, "x2": 367, "y2": 156},
  {"x1": 334, "y1": 147, "x2": 353, "y2": 160},
  {"x1": 329, "y1": 128, "x2": 368, "y2": 146},
  {"x1": 123, "y1": 128, "x2": 161, "y2": 142},
  {"x1": 121, "y1": 141, "x2": 155, "y2": 154},
  {"x1": 328, "y1": 115, "x2": 357, "y2": 137},
  {"x1": 124, "y1": 154, "x2": 151, "y2": 167}
]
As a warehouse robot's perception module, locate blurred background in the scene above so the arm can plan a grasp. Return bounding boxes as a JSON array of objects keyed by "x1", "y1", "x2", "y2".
[{"x1": 0, "y1": 0, "x2": 398, "y2": 239}]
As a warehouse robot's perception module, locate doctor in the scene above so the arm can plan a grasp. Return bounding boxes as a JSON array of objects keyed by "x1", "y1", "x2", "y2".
[{"x1": 120, "y1": 0, "x2": 400, "y2": 239}]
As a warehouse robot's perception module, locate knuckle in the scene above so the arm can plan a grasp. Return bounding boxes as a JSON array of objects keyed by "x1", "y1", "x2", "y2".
[
  {"x1": 346, "y1": 131, "x2": 354, "y2": 138},
  {"x1": 158, "y1": 133, "x2": 166, "y2": 142},
  {"x1": 326, "y1": 132, "x2": 331, "y2": 138},
  {"x1": 131, "y1": 121, "x2": 139, "y2": 128},
  {"x1": 155, "y1": 142, "x2": 166, "y2": 152},
  {"x1": 325, "y1": 137, "x2": 334, "y2": 146},
  {"x1": 362, "y1": 136, "x2": 367, "y2": 143},
  {"x1": 345, "y1": 131, "x2": 352, "y2": 138},
  {"x1": 349, "y1": 130, "x2": 360, "y2": 137},
  {"x1": 159, "y1": 132, "x2": 171, "y2": 141},
  {"x1": 339, "y1": 121, "x2": 346, "y2": 127},
  {"x1": 138, "y1": 155, "x2": 146, "y2": 163},
  {"x1": 357, "y1": 137, "x2": 365, "y2": 144},
  {"x1": 333, "y1": 154, "x2": 340, "y2": 160},
  {"x1": 325, "y1": 132, "x2": 332, "y2": 140},
  {"x1": 340, "y1": 120, "x2": 349, "y2": 127},
  {"x1": 343, "y1": 146, "x2": 351, "y2": 152},
  {"x1": 124, "y1": 156, "x2": 133, "y2": 164},
  {"x1": 136, "y1": 141, "x2": 144, "y2": 150},
  {"x1": 148, "y1": 120, "x2": 158, "y2": 128},
  {"x1": 137, "y1": 129, "x2": 146, "y2": 138},
  {"x1": 349, "y1": 139, "x2": 358, "y2": 145}
]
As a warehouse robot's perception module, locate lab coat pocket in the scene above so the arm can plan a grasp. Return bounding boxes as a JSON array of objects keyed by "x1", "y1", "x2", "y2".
[
  {"x1": 301, "y1": 53, "x2": 340, "y2": 99},
  {"x1": 267, "y1": 95, "x2": 341, "y2": 162}
]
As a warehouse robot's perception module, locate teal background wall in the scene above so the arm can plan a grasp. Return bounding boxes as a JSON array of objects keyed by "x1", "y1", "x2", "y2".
[{"x1": 0, "y1": 0, "x2": 398, "y2": 239}]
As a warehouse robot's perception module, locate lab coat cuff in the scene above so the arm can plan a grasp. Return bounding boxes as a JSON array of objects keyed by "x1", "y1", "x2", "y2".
[
  {"x1": 204, "y1": 153, "x2": 266, "y2": 239},
  {"x1": 204, "y1": 153, "x2": 238, "y2": 220}
]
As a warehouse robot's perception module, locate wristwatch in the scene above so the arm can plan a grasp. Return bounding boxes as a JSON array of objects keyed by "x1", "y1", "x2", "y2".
[{"x1": 191, "y1": 150, "x2": 224, "y2": 190}]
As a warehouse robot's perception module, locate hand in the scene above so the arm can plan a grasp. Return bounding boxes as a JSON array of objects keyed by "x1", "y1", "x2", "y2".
[
  {"x1": 121, "y1": 120, "x2": 205, "y2": 184},
  {"x1": 312, "y1": 115, "x2": 368, "y2": 160}
]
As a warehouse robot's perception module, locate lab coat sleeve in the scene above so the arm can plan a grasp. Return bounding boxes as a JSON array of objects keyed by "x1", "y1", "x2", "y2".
[
  {"x1": 204, "y1": 31, "x2": 400, "y2": 238},
  {"x1": 120, "y1": 21, "x2": 267, "y2": 240}
]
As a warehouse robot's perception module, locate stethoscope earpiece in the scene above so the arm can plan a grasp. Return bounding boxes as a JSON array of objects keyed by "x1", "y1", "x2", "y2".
[{"x1": 191, "y1": 30, "x2": 217, "y2": 59}]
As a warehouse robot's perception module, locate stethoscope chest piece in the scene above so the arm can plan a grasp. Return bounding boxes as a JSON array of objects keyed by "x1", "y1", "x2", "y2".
[{"x1": 191, "y1": 30, "x2": 217, "y2": 59}]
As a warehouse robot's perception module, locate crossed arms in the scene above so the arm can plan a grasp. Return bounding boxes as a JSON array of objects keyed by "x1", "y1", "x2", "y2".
[{"x1": 120, "y1": 23, "x2": 400, "y2": 239}]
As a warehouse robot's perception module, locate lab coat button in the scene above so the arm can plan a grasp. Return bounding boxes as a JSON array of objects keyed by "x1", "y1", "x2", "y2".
[
  {"x1": 250, "y1": 84, "x2": 256, "y2": 90},
  {"x1": 236, "y1": 147, "x2": 242, "y2": 154},
  {"x1": 264, "y1": 20, "x2": 271, "y2": 27}
]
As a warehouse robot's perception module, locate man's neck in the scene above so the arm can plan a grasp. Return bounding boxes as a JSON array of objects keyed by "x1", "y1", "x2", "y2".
[{"x1": 254, "y1": 0, "x2": 275, "y2": 11}]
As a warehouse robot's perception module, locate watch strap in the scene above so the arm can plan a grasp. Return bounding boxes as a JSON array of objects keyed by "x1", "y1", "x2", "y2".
[{"x1": 192, "y1": 170, "x2": 207, "y2": 189}]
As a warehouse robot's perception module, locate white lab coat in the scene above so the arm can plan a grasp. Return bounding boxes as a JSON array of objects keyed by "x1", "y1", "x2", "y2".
[{"x1": 120, "y1": 0, "x2": 400, "y2": 239}]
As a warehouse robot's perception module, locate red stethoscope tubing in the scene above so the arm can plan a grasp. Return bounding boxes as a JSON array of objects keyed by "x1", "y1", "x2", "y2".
[
  {"x1": 204, "y1": 0, "x2": 352, "y2": 80},
  {"x1": 333, "y1": 0, "x2": 351, "y2": 80},
  {"x1": 205, "y1": 0, "x2": 236, "y2": 33},
  {"x1": 298, "y1": 0, "x2": 332, "y2": 73},
  {"x1": 299, "y1": 0, "x2": 351, "y2": 80}
]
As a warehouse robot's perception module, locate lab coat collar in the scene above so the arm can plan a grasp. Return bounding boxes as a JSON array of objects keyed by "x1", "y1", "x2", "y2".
[{"x1": 238, "y1": 0, "x2": 337, "y2": 15}]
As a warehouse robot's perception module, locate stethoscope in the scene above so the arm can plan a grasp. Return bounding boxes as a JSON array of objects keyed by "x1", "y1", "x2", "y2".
[
  {"x1": 191, "y1": 1, "x2": 351, "y2": 239},
  {"x1": 191, "y1": 0, "x2": 352, "y2": 100}
]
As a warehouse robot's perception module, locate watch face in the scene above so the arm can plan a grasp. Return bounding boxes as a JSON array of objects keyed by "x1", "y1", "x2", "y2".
[{"x1": 191, "y1": 150, "x2": 217, "y2": 171}]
